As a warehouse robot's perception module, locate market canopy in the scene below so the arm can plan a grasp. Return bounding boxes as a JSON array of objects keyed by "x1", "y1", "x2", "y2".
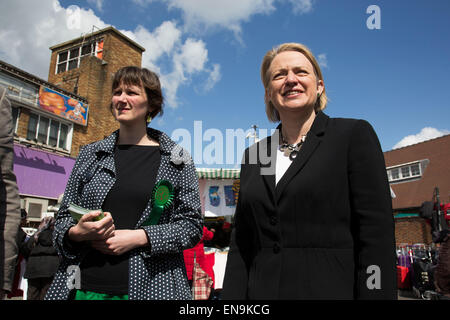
[{"x1": 196, "y1": 168, "x2": 240, "y2": 179}]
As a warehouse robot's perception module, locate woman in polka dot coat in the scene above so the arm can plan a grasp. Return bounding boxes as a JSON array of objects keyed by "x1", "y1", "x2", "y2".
[{"x1": 45, "y1": 66, "x2": 202, "y2": 300}]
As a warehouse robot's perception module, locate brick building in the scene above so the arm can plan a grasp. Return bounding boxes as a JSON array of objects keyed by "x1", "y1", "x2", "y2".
[
  {"x1": 1, "y1": 27, "x2": 145, "y2": 222},
  {"x1": 48, "y1": 26, "x2": 145, "y2": 156},
  {"x1": 384, "y1": 134, "x2": 450, "y2": 245}
]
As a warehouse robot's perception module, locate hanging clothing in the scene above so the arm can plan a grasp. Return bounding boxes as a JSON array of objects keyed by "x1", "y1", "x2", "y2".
[
  {"x1": 184, "y1": 226, "x2": 215, "y2": 282},
  {"x1": 203, "y1": 180, "x2": 237, "y2": 217}
]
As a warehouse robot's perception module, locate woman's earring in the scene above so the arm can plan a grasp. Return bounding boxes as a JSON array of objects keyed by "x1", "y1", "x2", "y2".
[
  {"x1": 315, "y1": 92, "x2": 321, "y2": 109},
  {"x1": 146, "y1": 114, "x2": 152, "y2": 124}
]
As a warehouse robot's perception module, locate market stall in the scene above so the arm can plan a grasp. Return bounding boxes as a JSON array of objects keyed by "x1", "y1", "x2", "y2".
[{"x1": 196, "y1": 168, "x2": 240, "y2": 293}]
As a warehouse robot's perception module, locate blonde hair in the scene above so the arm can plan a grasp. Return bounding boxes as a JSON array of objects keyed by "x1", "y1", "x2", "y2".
[{"x1": 261, "y1": 43, "x2": 328, "y2": 122}]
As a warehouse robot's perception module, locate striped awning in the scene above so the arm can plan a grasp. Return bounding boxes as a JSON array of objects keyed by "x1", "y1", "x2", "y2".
[{"x1": 196, "y1": 168, "x2": 240, "y2": 179}]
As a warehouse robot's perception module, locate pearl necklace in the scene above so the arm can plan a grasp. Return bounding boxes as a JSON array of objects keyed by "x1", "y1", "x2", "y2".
[{"x1": 279, "y1": 131, "x2": 307, "y2": 161}]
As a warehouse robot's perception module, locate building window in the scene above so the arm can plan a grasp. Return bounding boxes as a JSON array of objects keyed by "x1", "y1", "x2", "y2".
[
  {"x1": 56, "y1": 39, "x2": 104, "y2": 74},
  {"x1": 26, "y1": 112, "x2": 72, "y2": 151},
  {"x1": 410, "y1": 163, "x2": 420, "y2": 176},
  {"x1": 387, "y1": 161, "x2": 422, "y2": 183},
  {"x1": 401, "y1": 166, "x2": 410, "y2": 178},
  {"x1": 68, "y1": 48, "x2": 80, "y2": 71},
  {"x1": 0, "y1": 72, "x2": 39, "y2": 104},
  {"x1": 390, "y1": 168, "x2": 399, "y2": 180}
]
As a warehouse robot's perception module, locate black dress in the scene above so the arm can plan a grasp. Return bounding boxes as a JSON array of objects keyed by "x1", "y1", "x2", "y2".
[{"x1": 80, "y1": 145, "x2": 160, "y2": 295}]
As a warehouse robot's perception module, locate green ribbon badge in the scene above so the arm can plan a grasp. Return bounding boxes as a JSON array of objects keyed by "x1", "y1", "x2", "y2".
[{"x1": 142, "y1": 180, "x2": 174, "y2": 226}]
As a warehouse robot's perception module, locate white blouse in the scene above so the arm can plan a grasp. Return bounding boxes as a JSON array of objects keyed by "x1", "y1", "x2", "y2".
[{"x1": 275, "y1": 144, "x2": 294, "y2": 185}]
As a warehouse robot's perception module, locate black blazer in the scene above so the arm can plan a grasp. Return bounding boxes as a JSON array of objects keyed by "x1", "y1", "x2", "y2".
[{"x1": 222, "y1": 111, "x2": 397, "y2": 300}]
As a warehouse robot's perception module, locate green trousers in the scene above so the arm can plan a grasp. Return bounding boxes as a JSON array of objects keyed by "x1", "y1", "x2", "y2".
[{"x1": 74, "y1": 290, "x2": 128, "y2": 300}]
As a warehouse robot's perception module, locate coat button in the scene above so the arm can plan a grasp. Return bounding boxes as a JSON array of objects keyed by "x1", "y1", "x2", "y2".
[
  {"x1": 270, "y1": 215, "x2": 277, "y2": 225},
  {"x1": 273, "y1": 243, "x2": 280, "y2": 254}
]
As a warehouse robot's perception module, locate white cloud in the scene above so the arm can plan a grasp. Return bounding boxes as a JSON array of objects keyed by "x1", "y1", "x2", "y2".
[
  {"x1": 317, "y1": 53, "x2": 328, "y2": 68},
  {"x1": 120, "y1": 25, "x2": 221, "y2": 108},
  {"x1": 0, "y1": 0, "x2": 108, "y2": 78},
  {"x1": 175, "y1": 38, "x2": 208, "y2": 75},
  {"x1": 1, "y1": 0, "x2": 317, "y2": 108},
  {"x1": 160, "y1": 38, "x2": 211, "y2": 107},
  {"x1": 203, "y1": 63, "x2": 221, "y2": 92},
  {"x1": 87, "y1": 0, "x2": 104, "y2": 12},
  {"x1": 393, "y1": 127, "x2": 450, "y2": 149},
  {"x1": 133, "y1": 0, "x2": 316, "y2": 42},
  {"x1": 128, "y1": 21, "x2": 182, "y2": 74},
  {"x1": 164, "y1": 0, "x2": 276, "y2": 39},
  {"x1": 286, "y1": 0, "x2": 314, "y2": 14},
  {"x1": 0, "y1": 0, "x2": 221, "y2": 109}
]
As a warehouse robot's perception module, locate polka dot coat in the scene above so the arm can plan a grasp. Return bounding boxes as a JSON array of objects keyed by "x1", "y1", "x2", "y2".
[{"x1": 45, "y1": 128, "x2": 203, "y2": 300}]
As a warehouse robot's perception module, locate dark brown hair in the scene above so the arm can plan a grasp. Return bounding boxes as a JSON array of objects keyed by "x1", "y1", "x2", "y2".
[{"x1": 110, "y1": 66, "x2": 164, "y2": 119}]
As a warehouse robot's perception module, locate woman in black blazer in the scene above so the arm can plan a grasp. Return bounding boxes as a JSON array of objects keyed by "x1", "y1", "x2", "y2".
[{"x1": 222, "y1": 43, "x2": 397, "y2": 300}]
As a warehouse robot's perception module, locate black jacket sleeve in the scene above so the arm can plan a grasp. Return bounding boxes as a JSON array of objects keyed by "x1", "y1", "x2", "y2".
[
  {"x1": 221, "y1": 189, "x2": 250, "y2": 299},
  {"x1": 222, "y1": 149, "x2": 257, "y2": 299},
  {"x1": 348, "y1": 120, "x2": 397, "y2": 299}
]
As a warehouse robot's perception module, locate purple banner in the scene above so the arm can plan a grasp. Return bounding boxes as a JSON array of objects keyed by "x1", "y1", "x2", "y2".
[{"x1": 13, "y1": 144, "x2": 75, "y2": 199}]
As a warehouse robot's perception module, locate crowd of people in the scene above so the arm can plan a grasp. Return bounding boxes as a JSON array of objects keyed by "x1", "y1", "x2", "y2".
[{"x1": 1, "y1": 42, "x2": 449, "y2": 300}]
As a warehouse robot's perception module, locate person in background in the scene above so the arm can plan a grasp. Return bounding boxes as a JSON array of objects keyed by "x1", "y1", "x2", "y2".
[
  {"x1": 45, "y1": 66, "x2": 202, "y2": 300},
  {"x1": 216, "y1": 221, "x2": 232, "y2": 248},
  {"x1": 222, "y1": 42, "x2": 397, "y2": 300},
  {"x1": 0, "y1": 86, "x2": 21, "y2": 299},
  {"x1": 208, "y1": 219, "x2": 231, "y2": 249},
  {"x1": 23, "y1": 216, "x2": 59, "y2": 300}
]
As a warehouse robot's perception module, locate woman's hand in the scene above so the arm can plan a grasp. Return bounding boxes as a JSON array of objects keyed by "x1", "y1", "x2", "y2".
[
  {"x1": 90, "y1": 229, "x2": 149, "y2": 256},
  {"x1": 68, "y1": 211, "x2": 115, "y2": 242}
]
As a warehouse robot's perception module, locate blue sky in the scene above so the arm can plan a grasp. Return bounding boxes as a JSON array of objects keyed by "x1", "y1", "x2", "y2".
[{"x1": 1, "y1": 0, "x2": 449, "y2": 168}]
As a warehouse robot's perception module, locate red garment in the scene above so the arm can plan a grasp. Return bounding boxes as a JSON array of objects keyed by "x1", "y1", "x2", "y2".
[
  {"x1": 203, "y1": 252, "x2": 215, "y2": 288},
  {"x1": 184, "y1": 227, "x2": 214, "y2": 281},
  {"x1": 192, "y1": 262, "x2": 213, "y2": 300}
]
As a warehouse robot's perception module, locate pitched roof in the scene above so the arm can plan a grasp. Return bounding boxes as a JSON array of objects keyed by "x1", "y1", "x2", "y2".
[
  {"x1": 49, "y1": 26, "x2": 145, "y2": 52},
  {"x1": 384, "y1": 134, "x2": 450, "y2": 210}
]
